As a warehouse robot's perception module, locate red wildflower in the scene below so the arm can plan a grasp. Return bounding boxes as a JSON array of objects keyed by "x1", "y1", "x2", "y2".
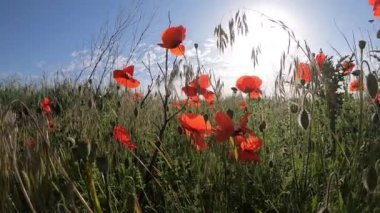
[
  {"x1": 182, "y1": 74, "x2": 215, "y2": 105},
  {"x1": 113, "y1": 126, "x2": 137, "y2": 150},
  {"x1": 235, "y1": 75, "x2": 262, "y2": 99},
  {"x1": 170, "y1": 44, "x2": 185, "y2": 56},
  {"x1": 214, "y1": 111, "x2": 252, "y2": 142},
  {"x1": 158, "y1": 25, "x2": 186, "y2": 49},
  {"x1": 40, "y1": 97, "x2": 52, "y2": 114},
  {"x1": 178, "y1": 113, "x2": 212, "y2": 151},
  {"x1": 349, "y1": 79, "x2": 364, "y2": 92},
  {"x1": 315, "y1": 51, "x2": 326, "y2": 69},
  {"x1": 296, "y1": 63, "x2": 311, "y2": 83},
  {"x1": 370, "y1": 0, "x2": 380, "y2": 17},
  {"x1": 113, "y1": 65, "x2": 140, "y2": 89},
  {"x1": 341, "y1": 61, "x2": 355, "y2": 75}
]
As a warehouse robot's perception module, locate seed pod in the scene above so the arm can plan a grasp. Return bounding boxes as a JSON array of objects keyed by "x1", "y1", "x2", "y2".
[
  {"x1": 298, "y1": 108, "x2": 311, "y2": 130},
  {"x1": 268, "y1": 160, "x2": 274, "y2": 168},
  {"x1": 134, "y1": 107, "x2": 138, "y2": 117},
  {"x1": 359, "y1": 40, "x2": 366, "y2": 50},
  {"x1": 351, "y1": 70, "x2": 361, "y2": 76},
  {"x1": 364, "y1": 165, "x2": 378, "y2": 193},
  {"x1": 290, "y1": 103, "x2": 299, "y2": 114},
  {"x1": 259, "y1": 121, "x2": 267, "y2": 132},
  {"x1": 366, "y1": 73, "x2": 378, "y2": 99},
  {"x1": 194, "y1": 43, "x2": 199, "y2": 49},
  {"x1": 377, "y1": 30, "x2": 380, "y2": 39}
]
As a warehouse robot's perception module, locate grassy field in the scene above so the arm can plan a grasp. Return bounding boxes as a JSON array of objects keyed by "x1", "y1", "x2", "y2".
[{"x1": 0, "y1": 13, "x2": 380, "y2": 213}]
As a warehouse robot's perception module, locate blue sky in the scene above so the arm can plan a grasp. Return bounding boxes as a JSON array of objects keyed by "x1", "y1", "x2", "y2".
[{"x1": 0, "y1": 0, "x2": 378, "y2": 92}]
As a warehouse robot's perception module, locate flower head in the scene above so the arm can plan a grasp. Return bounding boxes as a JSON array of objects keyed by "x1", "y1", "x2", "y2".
[
  {"x1": 158, "y1": 25, "x2": 186, "y2": 49},
  {"x1": 236, "y1": 75, "x2": 262, "y2": 99},
  {"x1": 296, "y1": 63, "x2": 311, "y2": 83},
  {"x1": 315, "y1": 51, "x2": 326, "y2": 69},
  {"x1": 341, "y1": 61, "x2": 355, "y2": 75},
  {"x1": 178, "y1": 113, "x2": 212, "y2": 151},
  {"x1": 113, "y1": 65, "x2": 140, "y2": 89},
  {"x1": 182, "y1": 74, "x2": 215, "y2": 105},
  {"x1": 113, "y1": 126, "x2": 137, "y2": 150},
  {"x1": 40, "y1": 97, "x2": 52, "y2": 114},
  {"x1": 349, "y1": 79, "x2": 364, "y2": 92}
]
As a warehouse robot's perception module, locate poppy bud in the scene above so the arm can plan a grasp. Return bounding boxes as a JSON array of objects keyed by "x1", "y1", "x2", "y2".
[
  {"x1": 194, "y1": 43, "x2": 198, "y2": 49},
  {"x1": 259, "y1": 121, "x2": 267, "y2": 132},
  {"x1": 377, "y1": 30, "x2": 380, "y2": 39},
  {"x1": 231, "y1": 87, "x2": 237, "y2": 94},
  {"x1": 88, "y1": 79, "x2": 92, "y2": 84},
  {"x1": 177, "y1": 126, "x2": 183, "y2": 134},
  {"x1": 117, "y1": 101, "x2": 121, "y2": 108},
  {"x1": 366, "y1": 73, "x2": 378, "y2": 99},
  {"x1": 298, "y1": 108, "x2": 311, "y2": 130},
  {"x1": 351, "y1": 70, "x2": 361, "y2": 76},
  {"x1": 268, "y1": 160, "x2": 274, "y2": 168},
  {"x1": 359, "y1": 40, "x2": 366, "y2": 50},
  {"x1": 290, "y1": 103, "x2": 299, "y2": 114},
  {"x1": 227, "y1": 109, "x2": 234, "y2": 118},
  {"x1": 116, "y1": 85, "x2": 120, "y2": 91},
  {"x1": 364, "y1": 165, "x2": 378, "y2": 193},
  {"x1": 300, "y1": 79, "x2": 306, "y2": 86},
  {"x1": 203, "y1": 114, "x2": 209, "y2": 122},
  {"x1": 134, "y1": 107, "x2": 138, "y2": 117}
]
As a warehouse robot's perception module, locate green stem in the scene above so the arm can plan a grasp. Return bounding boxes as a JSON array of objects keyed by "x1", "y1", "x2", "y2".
[{"x1": 86, "y1": 163, "x2": 103, "y2": 213}]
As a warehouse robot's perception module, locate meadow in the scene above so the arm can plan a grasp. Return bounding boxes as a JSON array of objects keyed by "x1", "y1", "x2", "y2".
[{"x1": 0, "y1": 9, "x2": 380, "y2": 213}]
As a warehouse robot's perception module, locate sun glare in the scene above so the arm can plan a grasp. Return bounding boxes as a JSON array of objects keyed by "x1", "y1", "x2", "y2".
[{"x1": 219, "y1": 6, "x2": 302, "y2": 95}]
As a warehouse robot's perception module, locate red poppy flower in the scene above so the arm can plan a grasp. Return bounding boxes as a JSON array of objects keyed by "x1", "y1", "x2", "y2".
[
  {"x1": 178, "y1": 113, "x2": 212, "y2": 151},
  {"x1": 182, "y1": 74, "x2": 215, "y2": 105},
  {"x1": 113, "y1": 126, "x2": 137, "y2": 150},
  {"x1": 158, "y1": 25, "x2": 186, "y2": 49},
  {"x1": 40, "y1": 97, "x2": 52, "y2": 114},
  {"x1": 349, "y1": 79, "x2": 364, "y2": 92},
  {"x1": 236, "y1": 75, "x2": 262, "y2": 99},
  {"x1": 239, "y1": 134, "x2": 263, "y2": 152},
  {"x1": 214, "y1": 111, "x2": 252, "y2": 142},
  {"x1": 315, "y1": 51, "x2": 326, "y2": 69},
  {"x1": 113, "y1": 65, "x2": 140, "y2": 89},
  {"x1": 296, "y1": 63, "x2": 311, "y2": 82},
  {"x1": 169, "y1": 44, "x2": 185, "y2": 56},
  {"x1": 341, "y1": 61, "x2": 355, "y2": 75}
]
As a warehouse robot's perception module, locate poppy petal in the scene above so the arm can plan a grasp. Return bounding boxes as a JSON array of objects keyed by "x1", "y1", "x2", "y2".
[
  {"x1": 215, "y1": 111, "x2": 234, "y2": 142},
  {"x1": 169, "y1": 44, "x2": 185, "y2": 56}
]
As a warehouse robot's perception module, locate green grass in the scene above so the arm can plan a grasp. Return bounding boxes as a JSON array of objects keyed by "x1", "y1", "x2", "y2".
[{"x1": 0, "y1": 71, "x2": 379, "y2": 213}]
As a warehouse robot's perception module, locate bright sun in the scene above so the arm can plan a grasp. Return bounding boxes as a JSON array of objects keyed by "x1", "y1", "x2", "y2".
[{"x1": 219, "y1": 6, "x2": 301, "y2": 95}]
